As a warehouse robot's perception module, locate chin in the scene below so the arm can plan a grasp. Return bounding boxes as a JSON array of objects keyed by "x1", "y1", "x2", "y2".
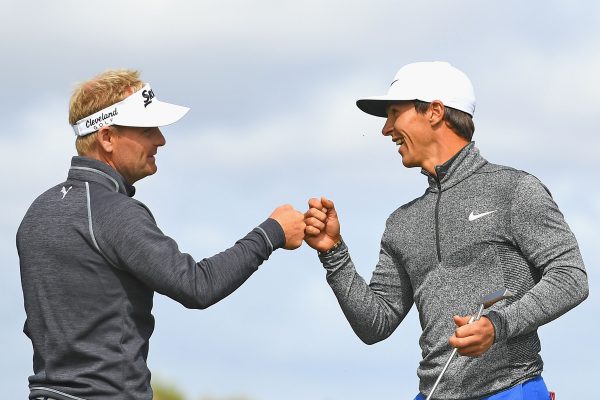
[
  {"x1": 146, "y1": 162, "x2": 158, "y2": 174},
  {"x1": 401, "y1": 158, "x2": 418, "y2": 169},
  {"x1": 137, "y1": 168, "x2": 157, "y2": 182}
]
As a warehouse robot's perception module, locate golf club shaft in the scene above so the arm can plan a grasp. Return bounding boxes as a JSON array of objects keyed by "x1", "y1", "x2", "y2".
[
  {"x1": 425, "y1": 347, "x2": 458, "y2": 400},
  {"x1": 425, "y1": 306, "x2": 483, "y2": 400}
]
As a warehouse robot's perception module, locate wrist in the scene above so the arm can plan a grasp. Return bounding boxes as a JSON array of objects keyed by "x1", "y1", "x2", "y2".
[
  {"x1": 484, "y1": 311, "x2": 504, "y2": 343},
  {"x1": 262, "y1": 218, "x2": 286, "y2": 251},
  {"x1": 317, "y1": 237, "x2": 343, "y2": 256}
]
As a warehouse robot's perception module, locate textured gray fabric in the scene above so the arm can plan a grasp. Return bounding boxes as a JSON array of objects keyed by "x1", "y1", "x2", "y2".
[
  {"x1": 319, "y1": 143, "x2": 588, "y2": 399},
  {"x1": 17, "y1": 156, "x2": 285, "y2": 400}
]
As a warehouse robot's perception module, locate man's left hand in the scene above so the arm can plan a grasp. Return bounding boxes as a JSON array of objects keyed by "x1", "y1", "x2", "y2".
[{"x1": 448, "y1": 315, "x2": 495, "y2": 357}]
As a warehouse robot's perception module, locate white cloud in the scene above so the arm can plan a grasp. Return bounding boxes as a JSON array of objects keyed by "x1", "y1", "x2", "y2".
[
  {"x1": 0, "y1": 1, "x2": 438, "y2": 56},
  {"x1": 161, "y1": 73, "x2": 397, "y2": 176}
]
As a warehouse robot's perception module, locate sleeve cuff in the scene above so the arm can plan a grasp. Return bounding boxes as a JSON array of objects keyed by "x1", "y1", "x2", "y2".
[
  {"x1": 257, "y1": 218, "x2": 286, "y2": 252},
  {"x1": 485, "y1": 310, "x2": 506, "y2": 343},
  {"x1": 318, "y1": 239, "x2": 348, "y2": 261}
]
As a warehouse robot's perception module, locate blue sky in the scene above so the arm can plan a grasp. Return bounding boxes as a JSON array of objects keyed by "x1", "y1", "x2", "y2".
[{"x1": 1, "y1": 1, "x2": 599, "y2": 399}]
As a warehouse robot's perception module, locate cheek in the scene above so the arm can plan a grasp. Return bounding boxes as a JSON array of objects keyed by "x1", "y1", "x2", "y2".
[
  {"x1": 394, "y1": 114, "x2": 412, "y2": 133},
  {"x1": 133, "y1": 145, "x2": 149, "y2": 161},
  {"x1": 393, "y1": 120, "x2": 403, "y2": 134}
]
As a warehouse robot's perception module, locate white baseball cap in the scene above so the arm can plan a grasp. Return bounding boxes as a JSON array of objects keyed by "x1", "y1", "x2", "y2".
[
  {"x1": 356, "y1": 61, "x2": 476, "y2": 118},
  {"x1": 72, "y1": 83, "x2": 189, "y2": 136}
]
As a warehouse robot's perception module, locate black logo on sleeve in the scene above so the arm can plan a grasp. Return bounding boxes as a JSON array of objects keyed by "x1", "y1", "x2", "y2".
[{"x1": 142, "y1": 89, "x2": 155, "y2": 108}]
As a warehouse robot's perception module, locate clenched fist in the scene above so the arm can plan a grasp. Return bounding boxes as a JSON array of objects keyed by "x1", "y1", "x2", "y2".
[
  {"x1": 304, "y1": 196, "x2": 341, "y2": 252},
  {"x1": 269, "y1": 204, "x2": 306, "y2": 250},
  {"x1": 449, "y1": 315, "x2": 496, "y2": 357}
]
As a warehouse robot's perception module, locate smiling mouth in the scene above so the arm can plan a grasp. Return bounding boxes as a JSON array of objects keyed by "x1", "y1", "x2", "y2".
[{"x1": 393, "y1": 136, "x2": 405, "y2": 146}]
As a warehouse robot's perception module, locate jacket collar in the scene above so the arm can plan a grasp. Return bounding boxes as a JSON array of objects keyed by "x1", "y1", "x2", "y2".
[
  {"x1": 68, "y1": 156, "x2": 136, "y2": 197},
  {"x1": 422, "y1": 142, "x2": 487, "y2": 193}
]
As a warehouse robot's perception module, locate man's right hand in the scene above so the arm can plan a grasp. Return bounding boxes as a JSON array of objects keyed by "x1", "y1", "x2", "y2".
[
  {"x1": 269, "y1": 205, "x2": 306, "y2": 250},
  {"x1": 304, "y1": 197, "x2": 341, "y2": 253}
]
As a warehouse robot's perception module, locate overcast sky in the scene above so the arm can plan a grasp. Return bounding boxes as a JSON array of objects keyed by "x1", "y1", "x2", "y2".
[{"x1": 1, "y1": 1, "x2": 599, "y2": 399}]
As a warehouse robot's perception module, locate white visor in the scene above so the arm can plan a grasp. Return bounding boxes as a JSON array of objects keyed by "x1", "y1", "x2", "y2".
[{"x1": 72, "y1": 84, "x2": 190, "y2": 136}]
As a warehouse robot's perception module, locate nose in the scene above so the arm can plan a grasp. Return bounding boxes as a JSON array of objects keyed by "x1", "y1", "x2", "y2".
[
  {"x1": 382, "y1": 116, "x2": 394, "y2": 137},
  {"x1": 155, "y1": 128, "x2": 166, "y2": 147}
]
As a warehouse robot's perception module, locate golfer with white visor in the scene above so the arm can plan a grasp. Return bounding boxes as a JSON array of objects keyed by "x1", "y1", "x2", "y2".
[
  {"x1": 304, "y1": 61, "x2": 588, "y2": 399},
  {"x1": 17, "y1": 69, "x2": 307, "y2": 400}
]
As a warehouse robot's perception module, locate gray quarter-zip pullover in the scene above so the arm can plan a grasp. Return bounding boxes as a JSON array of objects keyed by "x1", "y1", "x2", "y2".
[
  {"x1": 319, "y1": 143, "x2": 588, "y2": 399},
  {"x1": 17, "y1": 156, "x2": 285, "y2": 400}
]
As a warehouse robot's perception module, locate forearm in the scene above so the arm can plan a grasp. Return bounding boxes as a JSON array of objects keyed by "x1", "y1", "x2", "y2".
[
  {"x1": 320, "y1": 241, "x2": 412, "y2": 344},
  {"x1": 178, "y1": 218, "x2": 285, "y2": 308},
  {"x1": 487, "y1": 260, "x2": 588, "y2": 342},
  {"x1": 106, "y1": 216, "x2": 285, "y2": 309}
]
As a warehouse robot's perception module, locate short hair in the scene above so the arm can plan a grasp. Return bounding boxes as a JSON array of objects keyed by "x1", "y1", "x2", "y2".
[
  {"x1": 69, "y1": 69, "x2": 144, "y2": 155},
  {"x1": 413, "y1": 100, "x2": 475, "y2": 141}
]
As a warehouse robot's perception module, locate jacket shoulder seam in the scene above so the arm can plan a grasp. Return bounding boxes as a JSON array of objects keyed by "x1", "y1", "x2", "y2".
[{"x1": 85, "y1": 181, "x2": 124, "y2": 270}]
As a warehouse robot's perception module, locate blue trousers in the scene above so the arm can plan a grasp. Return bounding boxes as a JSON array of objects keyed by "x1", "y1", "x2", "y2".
[{"x1": 414, "y1": 376, "x2": 550, "y2": 399}]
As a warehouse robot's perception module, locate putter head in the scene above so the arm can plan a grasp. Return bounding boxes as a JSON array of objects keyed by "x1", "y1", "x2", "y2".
[{"x1": 482, "y1": 288, "x2": 513, "y2": 308}]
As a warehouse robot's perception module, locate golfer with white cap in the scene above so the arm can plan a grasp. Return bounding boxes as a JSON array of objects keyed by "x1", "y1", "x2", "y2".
[
  {"x1": 304, "y1": 61, "x2": 588, "y2": 399},
  {"x1": 17, "y1": 69, "x2": 306, "y2": 400}
]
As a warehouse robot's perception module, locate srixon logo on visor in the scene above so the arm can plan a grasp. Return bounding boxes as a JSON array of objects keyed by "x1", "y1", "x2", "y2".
[{"x1": 142, "y1": 88, "x2": 155, "y2": 107}]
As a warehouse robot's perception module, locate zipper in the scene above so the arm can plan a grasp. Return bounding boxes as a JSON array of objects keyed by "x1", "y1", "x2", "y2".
[{"x1": 434, "y1": 167, "x2": 442, "y2": 263}]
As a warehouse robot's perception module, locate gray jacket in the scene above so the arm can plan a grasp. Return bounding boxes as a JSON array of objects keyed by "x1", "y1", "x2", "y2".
[
  {"x1": 319, "y1": 143, "x2": 588, "y2": 399},
  {"x1": 17, "y1": 156, "x2": 285, "y2": 400}
]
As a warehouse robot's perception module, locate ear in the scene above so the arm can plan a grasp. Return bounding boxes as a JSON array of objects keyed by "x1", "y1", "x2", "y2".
[
  {"x1": 429, "y1": 100, "x2": 445, "y2": 126},
  {"x1": 96, "y1": 126, "x2": 118, "y2": 153}
]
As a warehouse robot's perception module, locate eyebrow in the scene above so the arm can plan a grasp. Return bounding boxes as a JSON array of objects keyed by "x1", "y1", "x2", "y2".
[{"x1": 386, "y1": 104, "x2": 400, "y2": 114}]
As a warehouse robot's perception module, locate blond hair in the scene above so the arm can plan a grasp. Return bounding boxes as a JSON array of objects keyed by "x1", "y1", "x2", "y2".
[{"x1": 70, "y1": 69, "x2": 144, "y2": 155}]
